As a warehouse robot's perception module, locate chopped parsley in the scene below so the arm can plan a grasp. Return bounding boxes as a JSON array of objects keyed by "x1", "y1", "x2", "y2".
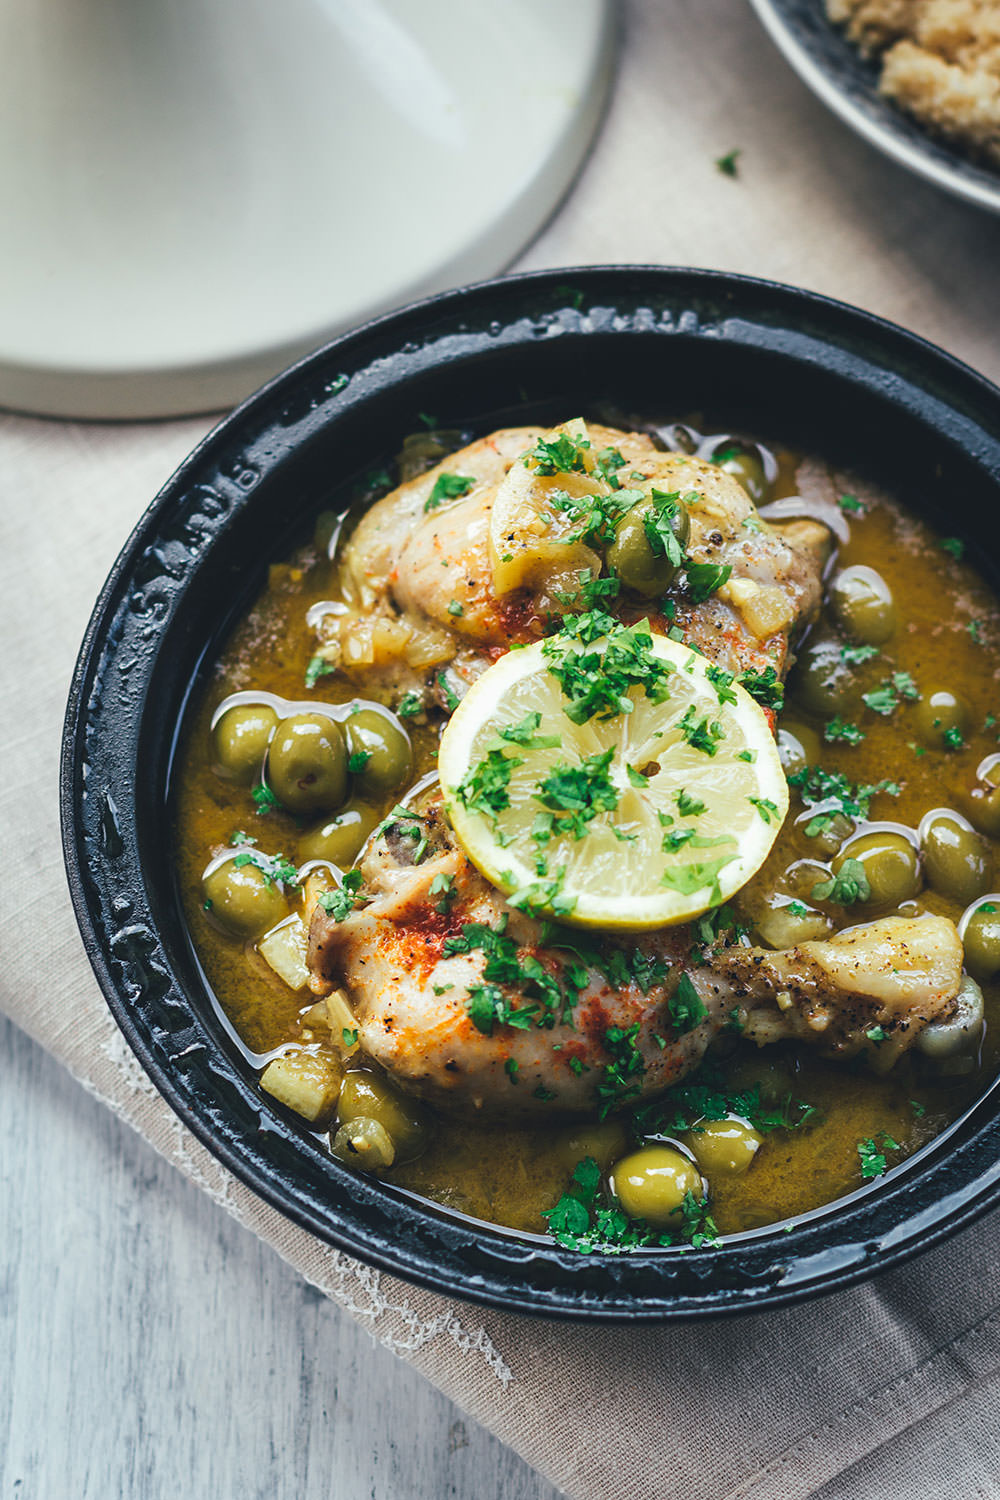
[
  {"x1": 252, "y1": 781, "x2": 281, "y2": 815},
  {"x1": 347, "y1": 750, "x2": 372, "y2": 773},
  {"x1": 787, "y1": 764, "x2": 900, "y2": 837},
  {"x1": 533, "y1": 749, "x2": 619, "y2": 841},
  {"x1": 837, "y1": 493, "x2": 865, "y2": 515},
  {"x1": 632, "y1": 1064, "x2": 818, "y2": 1140},
  {"x1": 669, "y1": 974, "x2": 708, "y2": 1034},
  {"x1": 940, "y1": 536, "x2": 964, "y2": 560},
  {"x1": 396, "y1": 690, "x2": 424, "y2": 719},
  {"x1": 661, "y1": 854, "x2": 735, "y2": 903},
  {"x1": 529, "y1": 431, "x2": 591, "y2": 476},
  {"x1": 748, "y1": 796, "x2": 780, "y2": 824},
  {"x1": 811, "y1": 858, "x2": 871, "y2": 906},
  {"x1": 968, "y1": 619, "x2": 984, "y2": 645},
  {"x1": 446, "y1": 599, "x2": 464, "y2": 617},
  {"x1": 715, "y1": 148, "x2": 741, "y2": 177},
  {"x1": 230, "y1": 848, "x2": 299, "y2": 886},
  {"x1": 643, "y1": 489, "x2": 687, "y2": 568},
  {"x1": 824, "y1": 716, "x2": 865, "y2": 745},
  {"x1": 318, "y1": 869, "x2": 363, "y2": 922},
  {"x1": 738, "y1": 665, "x2": 785, "y2": 711},
  {"x1": 944, "y1": 725, "x2": 966, "y2": 749},
  {"x1": 706, "y1": 665, "x2": 738, "y2": 705},
  {"x1": 857, "y1": 1132, "x2": 899, "y2": 1180},
  {"x1": 436, "y1": 673, "x2": 460, "y2": 715},
  {"x1": 862, "y1": 672, "x2": 920, "y2": 716},
  {"x1": 305, "y1": 654, "x2": 335, "y2": 689},
  {"x1": 543, "y1": 617, "x2": 673, "y2": 724},
  {"x1": 841, "y1": 643, "x2": 879, "y2": 666},
  {"x1": 680, "y1": 705, "x2": 725, "y2": 756},
  {"x1": 424, "y1": 472, "x2": 474, "y2": 512},
  {"x1": 454, "y1": 748, "x2": 522, "y2": 826},
  {"x1": 685, "y1": 561, "x2": 733, "y2": 603},
  {"x1": 677, "y1": 788, "x2": 706, "y2": 817},
  {"x1": 596, "y1": 1023, "x2": 646, "y2": 1115},
  {"x1": 497, "y1": 710, "x2": 561, "y2": 749},
  {"x1": 429, "y1": 871, "x2": 457, "y2": 913}
]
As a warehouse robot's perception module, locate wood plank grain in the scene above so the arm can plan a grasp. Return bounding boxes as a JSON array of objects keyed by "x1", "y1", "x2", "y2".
[{"x1": 0, "y1": 1017, "x2": 562, "y2": 1500}]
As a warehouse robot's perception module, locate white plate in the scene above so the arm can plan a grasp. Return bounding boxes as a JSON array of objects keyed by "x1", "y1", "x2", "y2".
[{"x1": 0, "y1": 0, "x2": 615, "y2": 418}]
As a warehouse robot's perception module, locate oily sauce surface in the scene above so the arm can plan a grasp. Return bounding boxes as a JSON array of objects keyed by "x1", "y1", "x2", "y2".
[{"x1": 175, "y1": 442, "x2": 1000, "y2": 1239}]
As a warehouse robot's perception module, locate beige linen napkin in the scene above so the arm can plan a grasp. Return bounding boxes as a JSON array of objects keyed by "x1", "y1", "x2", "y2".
[{"x1": 5, "y1": 2, "x2": 1000, "y2": 1496}]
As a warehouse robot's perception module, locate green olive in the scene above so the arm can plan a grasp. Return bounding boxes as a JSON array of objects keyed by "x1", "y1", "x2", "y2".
[
  {"x1": 331, "y1": 1116, "x2": 395, "y2": 1170},
  {"x1": 713, "y1": 442, "x2": 771, "y2": 505},
  {"x1": 777, "y1": 720, "x2": 822, "y2": 777},
  {"x1": 832, "y1": 830, "x2": 921, "y2": 907},
  {"x1": 915, "y1": 689, "x2": 969, "y2": 751},
  {"x1": 684, "y1": 1118, "x2": 762, "y2": 1177},
  {"x1": 829, "y1": 565, "x2": 896, "y2": 645},
  {"x1": 789, "y1": 637, "x2": 859, "y2": 716},
  {"x1": 211, "y1": 701, "x2": 279, "y2": 784},
  {"x1": 267, "y1": 713, "x2": 348, "y2": 814},
  {"x1": 962, "y1": 900, "x2": 1000, "y2": 980},
  {"x1": 553, "y1": 1120, "x2": 629, "y2": 1175},
  {"x1": 920, "y1": 811, "x2": 992, "y2": 904},
  {"x1": 337, "y1": 1070, "x2": 429, "y2": 1164},
  {"x1": 966, "y1": 780, "x2": 1000, "y2": 839},
  {"x1": 298, "y1": 800, "x2": 382, "y2": 866},
  {"x1": 344, "y1": 709, "x2": 412, "y2": 797},
  {"x1": 605, "y1": 496, "x2": 690, "y2": 598},
  {"x1": 202, "y1": 857, "x2": 289, "y2": 940},
  {"x1": 609, "y1": 1145, "x2": 703, "y2": 1228}
]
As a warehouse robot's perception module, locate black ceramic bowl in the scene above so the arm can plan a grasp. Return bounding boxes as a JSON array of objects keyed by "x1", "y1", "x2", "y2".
[
  {"x1": 747, "y1": 0, "x2": 1000, "y2": 214},
  {"x1": 62, "y1": 267, "x2": 1000, "y2": 1321}
]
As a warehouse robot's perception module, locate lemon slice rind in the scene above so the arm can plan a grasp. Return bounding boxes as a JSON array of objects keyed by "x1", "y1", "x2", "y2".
[{"x1": 438, "y1": 631, "x2": 788, "y2": 930}]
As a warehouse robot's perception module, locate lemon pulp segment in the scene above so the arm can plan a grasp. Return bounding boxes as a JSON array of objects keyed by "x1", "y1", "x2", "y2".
[{"x1": 438, "y1": 629, "x2": 788, "y2": 929}]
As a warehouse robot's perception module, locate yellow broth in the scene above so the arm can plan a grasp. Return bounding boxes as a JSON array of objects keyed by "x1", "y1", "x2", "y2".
[{"x1": 174, "y1": 437, "x2": 1000, "y2": 1240}]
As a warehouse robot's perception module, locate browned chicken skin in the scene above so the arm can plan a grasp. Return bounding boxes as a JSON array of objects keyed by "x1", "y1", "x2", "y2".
[{"x1": 305, "y1": 423, "x2": 965, "y2": 1116}]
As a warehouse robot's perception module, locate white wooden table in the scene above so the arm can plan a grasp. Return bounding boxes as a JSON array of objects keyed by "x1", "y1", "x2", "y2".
[{"x1": 0, "y1": 1016, "x2": 560, "y2": 1499}]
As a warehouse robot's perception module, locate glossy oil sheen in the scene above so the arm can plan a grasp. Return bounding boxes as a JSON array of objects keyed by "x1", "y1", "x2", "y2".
[{"x1": 61, "y1": 267, "x2": 1000, "y2": 1320}]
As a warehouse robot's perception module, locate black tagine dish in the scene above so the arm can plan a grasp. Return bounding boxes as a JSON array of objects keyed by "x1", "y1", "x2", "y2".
[{"x1": 62, "y1": 267, "x2": 1000, "y2": 1320}]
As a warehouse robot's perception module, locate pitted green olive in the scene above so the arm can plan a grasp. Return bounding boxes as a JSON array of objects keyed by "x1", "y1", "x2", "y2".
[
  {"x1": 684, "y1": 1118, "x2": 762, "y2": 1177},
  {"x1": 963, "y1": 901, "x2": 1000, "y2": 980},
  {"x1": 916, "y1": 689, "x2": 969, "y2": 751},
  {"x1": 202, "y1": 857, "x2": 289, "y2": 939},
  {"x1": 777, "y1": 721, "x2": 822, "y2": 777},
  {"x1": 712, "y1": 442, "x2": 771, "y2": 506},
  {"x1": 298, "y1": 801, "x2": 381, "y2": 866},
  {"x1": 920, "y1": 811, "x2": 991, "y2": 904},
  {"x1": 337, "y1": 1070, "x2": 429, "y2": 1164},
  {"x1": 344, "y1": 709, "x2": 412, "y2": 797},
  {"x1": 609, "y1": 1145, "x2": 703, "y2": 1228},
  {"x1": 331, "y1": 1116, "x2": 395, "y2": 1170},
  {"x1": 554, "y1": 1121, "x2": 629, "y2": 1174},
  {"x1": 832, "y1": 831, "x2": 921, "y2": 907},
  {"x1": 967, "y1": 785, "x2": 1000, "y2": 839},
  {"x1": 605, "y1": 496, "x2": 690, "y2": 598},
  {"x1": 829, "y1": 566, "x2": 896, "y2": 645},
  {"x1": 790, "y1": 637, "x2": 860, "y2": 716},
  {"x1": 211, "y1": 701, "x2": 279, "y2": 784},
  {"x1": 267, "y1": 713, "x2": 348, "y2": 814}
]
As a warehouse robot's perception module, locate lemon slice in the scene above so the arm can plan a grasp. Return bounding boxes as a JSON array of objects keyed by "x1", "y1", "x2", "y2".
[
  {"x1": 439, "y1": 623, "x2": 788, "y2": 929},
  {"x1": 488, "y1": 417, "x2": 604, "y2": 596}
]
